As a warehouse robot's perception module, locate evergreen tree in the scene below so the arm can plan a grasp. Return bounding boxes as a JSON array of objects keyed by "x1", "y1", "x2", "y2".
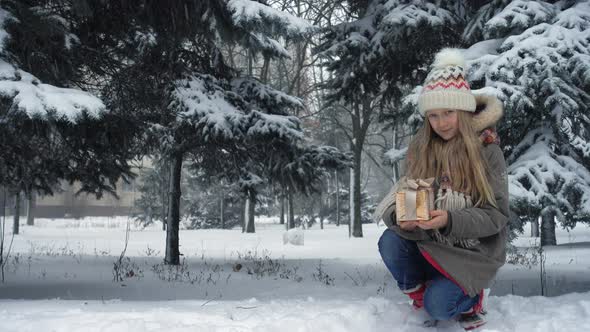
[
  {"x1": 69, "y1": 1, "x2": 318, "y2": 263},
  {"x1": 183, "y1": 171, "x2": 243, "y2": 230},
  {"x1": 464, "y1": 0, "x2": 590, "y2": 246},
  {"x1": 0, "y1": 2, "x2": 135, "y2": 234},
  {"x1": 317, "y1": 0, "x2": 470, "y2": 237},
  {"x1": 133, "y1": 160, "x2": 170, "y2": 230}
]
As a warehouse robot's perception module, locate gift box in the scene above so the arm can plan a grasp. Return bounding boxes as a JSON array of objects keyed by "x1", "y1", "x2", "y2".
[{"x1": 395, "y1": 178, "x2": 435, "y2": 222}]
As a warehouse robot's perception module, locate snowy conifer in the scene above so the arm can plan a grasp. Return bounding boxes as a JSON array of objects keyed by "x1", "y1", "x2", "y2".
[
  {"x1": 68, "y1": 1, "x2": 322, "y2": 261},
  {"x1": 317, "y1": 0, "x2": 470, "y2": 237},
  {"x1": 0, "y1": 2, "x2": 134, "y2": 207},
  {"x1": 465, "y1": 0, "x2": 590, "y2": 245}
]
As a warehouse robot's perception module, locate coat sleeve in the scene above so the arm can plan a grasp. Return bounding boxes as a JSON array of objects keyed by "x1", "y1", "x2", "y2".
[{"x1": 444, "y1": 144, "x2": 509, "y2": 239}]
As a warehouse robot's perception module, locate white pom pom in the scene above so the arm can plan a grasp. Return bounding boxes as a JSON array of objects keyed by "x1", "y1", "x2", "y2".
[{"x1": 432, "y1": 48, "x2": 466, "y2": 69}]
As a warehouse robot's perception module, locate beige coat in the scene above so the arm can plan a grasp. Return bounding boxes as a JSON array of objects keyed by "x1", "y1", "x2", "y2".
[{"x1": 378, "y1": 94, "x2": 509, "y2": 297}]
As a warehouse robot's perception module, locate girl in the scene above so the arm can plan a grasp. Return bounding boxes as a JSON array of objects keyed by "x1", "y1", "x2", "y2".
[{"x1": 374, "y1": 48, "x2": 509, "y2": 331}]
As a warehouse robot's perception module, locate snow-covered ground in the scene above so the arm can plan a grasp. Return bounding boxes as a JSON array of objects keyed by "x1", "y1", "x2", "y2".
[{"x1": 0, "y1": 217, "x2": 589, "y2": 331}]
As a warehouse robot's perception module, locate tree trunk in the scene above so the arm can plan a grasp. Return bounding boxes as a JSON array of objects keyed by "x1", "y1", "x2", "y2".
[
  {"x1": 160, "y1": 162, "x2": 168, "y2": 231},
  {"x1": 240, "y1": 199, "x2": 245, "y2": 233},
  {"x1": 335, "y1": 170, "x2": 340, "y2": 227},
  {"x1": 245, "y1": 191, "x2": 256, "y2": 233},
  {"x1": 348, "y1": 169, "x2": 352, "y2": 238},
  {"x1": 1, "y1": 188, "x2": 5, "y2": 279},
  {"x1": 220, "y1": 193, "x2": 225, "y2": 229},
  {"x1": 319, "y1": 189, "x2": 324, "y2": 230},
  {"x1": 26, "y1": 192, "x2": 35, "y2": 226},
  {"x1": 541, "y1": 210, "x2": 556, "y2": 246},
  {"x1": 147, "y1": 206, "x2": 153, "y2": 226},
  {"x1": 351, "y1": 152, "x2": 363, "y2": 238},
  {"x1": 261, "y1": 55, "x2": 270, "y2": 83},
  {"x1": 287, "y1": 188, "x2": 295, "y2": 229},
  {"x1": 247, "y1": 49, "x2": 253, "y2": 77},
  {"x1": 392, "y1": 126, "x2": 401, "y2": 182},
  {"x1": 348, "y1": 97, "x2": 368, "y2": 238},
  {"x1": 531, "y1": 217, "x2": 540, "y2": 238},
  {"x1": 165, "y1": 153, "x2": 183, "y2": 265},
  {"x1": 280, "y1": 193, "x2": 285, "y2": 225},
  {"x1": 13, "y1": 192, "x2": 20, "y2": 235}
]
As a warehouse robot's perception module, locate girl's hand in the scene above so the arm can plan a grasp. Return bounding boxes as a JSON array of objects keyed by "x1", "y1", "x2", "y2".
[
  {"x1": 399, "y1": 221, "x2": 420, "y2": 231},
  {"x1": 394, "y1": 217, "x2": 420, "y2": 231},
  {"x1": 416, "y1": 210, "x2": 448, "y2": 230}
]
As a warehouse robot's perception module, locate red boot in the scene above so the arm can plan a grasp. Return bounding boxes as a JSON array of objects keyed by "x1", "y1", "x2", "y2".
[
  {"x1": 458, "y1": 290, "x2": 487, "y2": 330},
  {"x1": 403, "y1": 283, "x2": 426, "y2": 309},
  {"x1": 458, "y1": 309, "x2": 486, "y2": 330}
]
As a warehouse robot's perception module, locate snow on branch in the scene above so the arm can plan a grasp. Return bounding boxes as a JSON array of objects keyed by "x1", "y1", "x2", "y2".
[
  {"x1": 171, "y1": 74, "x2": 245, "y2": 140},
  {"x1": 231, "y1": 77, "x2": 303, "y2": 115},
  {"x1": 238, "y1": 171, "x2": 264, "y2": 190},
  {"x1": 483, "y1": 0, "x2": 557, "y2": 39},
  {"x1": 245, "y1": 110, "x2": 303, "y2": 141},
  {"x1": 560, "y1": 112, "x2": 590, "y2": 158},
  {"x1": 555, "y1": 0, "x2": 590, "y2": 30},
  {"x1": 508, "y1": 129, "x2": 590, "y2": 216},
  {"x1": 170, "y1": 74, "x2": 305, "y2": 143},
  {"x1": 468, "y1": 21, "x2": 590, "y2": 115},
  {"x1": 246, "y1": 32, "x2": 290, "y2": 58},
  {"x1": 319, "y1": 30, "x2": 371, "y2": 57},
  {"x1": 306, "y1": 145, "x2": 352, "y2": 170},
  {"x1": 0, "y1": 9, "x2": 104, "y2": 122},
  {"x1": 381, "y1": 2, "x2": 456, "y2": 29},
  {"x1": 227, "y1": 0, "x2": 316, "y2": 37},
  {"x1": 385, "y1": 147, "x2": 408, "y2": 164},
  {"x1": 0, "y1": 61, "x2": 105, "y2": 122}
]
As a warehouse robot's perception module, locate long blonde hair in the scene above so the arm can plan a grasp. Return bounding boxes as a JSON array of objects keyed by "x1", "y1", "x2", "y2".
[{"x1": 406, "y1": 111, "x2": 497, "y2": 208}]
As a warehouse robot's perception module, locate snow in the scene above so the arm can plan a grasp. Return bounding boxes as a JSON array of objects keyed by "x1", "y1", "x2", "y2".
[
  {"x1": 485, "y1": 0, "x2": 556, "y2": 38},
  {"x1": 0, "y1": 217, "x2": 590, "y2": 331},
  {"x1": 134, "y1": 30, "x2": 158, "y2": 54},
  {"x1": 467, "y1": 2, "x2": 590, "y2": 115},
  {"x1": 0, "y1": 8, "x2": 105, "y2": 122},
  {"x1": 555, "y1": 0, "x2": 590, "y2": 30},
  {"x1": 283, "y1": 227, "x2": 304, "y2": 246},
  {"x1": 507, "y1": 128, "x2": 590, "y2": 216},
  {"x1": 231, "y1": 77, "x2": 303, "y2": 111},
  {"x1": 247, "y1": 33, "x2": 290, "y2": 58},
  {"x1": 172, "y1": 74, "x2": 244, "y2": 140},
  {"x1": 463, "y1": 39, "x2": 502, "y2": 61},
  {"x1": 245, "y1": 111, "x2": 303, "y2": 140},
  {"x1": 384, "y1": 147, "x2": 407, "y2": 164},
  {"x1": 227, "y1": 0, "x2": 316, "y2": 36},
  {"x1": 172, "y1": 75, "x2": 304, "y2": 142},
  {"x1": 381, "y1": 2, "x2": 456, "y2": 29},
  {"x1": 0, "y1": 68, "x2": 106, "y2": 121}
]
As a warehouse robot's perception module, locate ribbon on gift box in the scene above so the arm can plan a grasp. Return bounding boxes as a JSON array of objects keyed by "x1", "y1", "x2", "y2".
[{"x1": 396, "y1": 177, "x2": 435, "y2": 221}]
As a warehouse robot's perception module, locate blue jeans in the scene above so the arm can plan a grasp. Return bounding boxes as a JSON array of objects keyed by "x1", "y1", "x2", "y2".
[{"x1": 378, "y1": 229, "x2": 479, "y2": 320}]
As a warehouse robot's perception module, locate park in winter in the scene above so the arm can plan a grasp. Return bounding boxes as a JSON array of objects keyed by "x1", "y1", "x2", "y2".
[{"x1": 1, "y1": 1, "x2": 589, "y2": 331}]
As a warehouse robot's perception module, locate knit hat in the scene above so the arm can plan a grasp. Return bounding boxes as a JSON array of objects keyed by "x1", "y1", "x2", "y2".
[{"x1": 418, "y1": 48, "x2": 476, "y2": 115}]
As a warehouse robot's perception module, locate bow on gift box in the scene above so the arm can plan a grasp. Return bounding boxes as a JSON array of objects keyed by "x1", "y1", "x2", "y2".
[{"x1": 395, "y1": 177, "x2": 435, "y2": 221}]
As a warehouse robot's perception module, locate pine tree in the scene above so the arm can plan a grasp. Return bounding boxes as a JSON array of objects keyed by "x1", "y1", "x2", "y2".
[
  {"x1": 465, "y1": 0, "x2": 590, "y2": 246},
  {"x1": 317, "y1": 0, "x2": 469, "y2": 237},
  {"x1": 69, "y1": 1, "x2": 319, "y2": 263},
  {"x1": 0, "y1": 1, "x2": 136, "y2": 234}
]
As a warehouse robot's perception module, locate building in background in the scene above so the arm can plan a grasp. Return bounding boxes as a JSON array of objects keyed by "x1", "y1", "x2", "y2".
[
  {"x1": 0, "y1": 160, "x2": 152, "y2": 219},
  {"x1": 34, "y1": 177, "x2": 140, "y2": 218}
]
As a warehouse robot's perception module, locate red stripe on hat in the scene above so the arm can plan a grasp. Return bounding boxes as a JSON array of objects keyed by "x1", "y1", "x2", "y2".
[{"x1": 424, "y1": 81, "x2": 471, "y2": 91}]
